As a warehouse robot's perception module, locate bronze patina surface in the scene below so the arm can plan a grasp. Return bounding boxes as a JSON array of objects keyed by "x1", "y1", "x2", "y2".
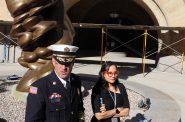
[{"x1": 5, "y1": 0, "x2": 74, "y2": 92}]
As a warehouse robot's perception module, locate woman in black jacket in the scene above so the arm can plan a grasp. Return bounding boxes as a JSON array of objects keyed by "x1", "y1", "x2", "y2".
[{"x1": 91, "y1": 61, "x2": 130, "y2": 122}]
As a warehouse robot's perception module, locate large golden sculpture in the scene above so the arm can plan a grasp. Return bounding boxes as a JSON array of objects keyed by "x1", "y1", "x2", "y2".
[{"x1": 5, "y1": 0, "x2": 75, "y2": 92}]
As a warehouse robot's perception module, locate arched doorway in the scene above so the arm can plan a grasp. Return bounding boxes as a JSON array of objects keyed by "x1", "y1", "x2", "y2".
[{"x1": 68, "y1": 0, "x2": 158, "y2": 59}]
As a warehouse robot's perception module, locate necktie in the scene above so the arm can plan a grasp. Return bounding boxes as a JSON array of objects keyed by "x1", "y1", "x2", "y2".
[
  {"x1": 66, "y1": 81, "x2": 71, "y2": 100},
  {"x1": 66, "y1": 81, "x2": 71, "y2": 90}
]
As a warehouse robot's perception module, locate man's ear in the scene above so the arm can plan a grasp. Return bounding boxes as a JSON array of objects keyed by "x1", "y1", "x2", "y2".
[
  {"x1": 71, "y1": 61, "x2": 74, "y2": 67},
  {"x1": 51, "y1": 57, "x2": 57, "y2": 65},
  {"x1": 71, "y1": 59, "x2": 75, "y2": 66}
]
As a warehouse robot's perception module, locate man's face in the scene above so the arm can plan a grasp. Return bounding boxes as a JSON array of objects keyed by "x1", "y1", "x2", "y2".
[{"x1": 52, "y1": 57, "x2": 74, "y2": 80}]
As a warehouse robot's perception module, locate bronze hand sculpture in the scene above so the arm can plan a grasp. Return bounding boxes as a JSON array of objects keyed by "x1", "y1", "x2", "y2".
[{"x1": 5, "y1": 0, "x2": 75, "y2": 92}]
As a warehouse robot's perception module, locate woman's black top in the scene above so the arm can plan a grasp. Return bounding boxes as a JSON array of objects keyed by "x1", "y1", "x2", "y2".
[{"x1": 91, "y1": 83, "x2": 130, "y2": 122}]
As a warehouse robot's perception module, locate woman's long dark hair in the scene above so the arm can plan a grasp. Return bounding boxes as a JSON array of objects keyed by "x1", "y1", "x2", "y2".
[{"x1": 92, "y1": 61, "x2": 119, "y2": 96}]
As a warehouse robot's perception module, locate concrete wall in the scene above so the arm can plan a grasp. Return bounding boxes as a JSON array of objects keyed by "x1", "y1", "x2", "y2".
[
  {"x1": 136, "y1": 0, "x2": 185, "y2": 55},
  {"x1": 0, "y1": 0, "x2": 13, "y2": 21}
]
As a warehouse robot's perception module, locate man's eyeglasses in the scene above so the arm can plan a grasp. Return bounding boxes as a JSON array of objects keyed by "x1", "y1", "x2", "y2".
[{"x1": 105, "y1": 71, "x2": 119, "y2": 77}]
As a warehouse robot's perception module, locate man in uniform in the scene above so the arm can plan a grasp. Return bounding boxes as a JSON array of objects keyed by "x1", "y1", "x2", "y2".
[{"x1": 25, "y1": 44, "x2": 85, "y2": 122}]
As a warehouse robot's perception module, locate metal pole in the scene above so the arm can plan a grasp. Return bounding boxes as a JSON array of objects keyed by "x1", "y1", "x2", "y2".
[
  {"x1": 4, "y1": 39, "x2": 7, "y2": 63},
  {"x1": 13, "y1": 45, "x2": 16, "y2": 63},
  {"x1": 181, "y1": 32, "x2": 185, "y2": 74},
  {"x1": 104, "y1": 27, "x2": 108, "y2": 62},
  {"x1": 7, "y1": 45, "x2": 10, "y2": 62},
  {"x1": 142, "y1": 29, "x2": 148, "y2": 75},
  {"x1": 101, "y1": 27, "x2": 105, "y2": 64}
]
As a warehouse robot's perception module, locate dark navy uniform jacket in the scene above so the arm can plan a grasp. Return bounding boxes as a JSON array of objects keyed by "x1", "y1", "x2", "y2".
[
  {"x1": 25, "y1": 71, "x2": 84, "y2": 122},
  {"x1": 91, "y1": 83, "x2": 130, "y2": 122}
]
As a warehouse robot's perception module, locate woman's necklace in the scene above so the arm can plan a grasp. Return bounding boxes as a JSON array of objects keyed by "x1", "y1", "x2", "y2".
[
  {"x1": 108, "y1": 86, "x2": 119, "y2": 122},
  {"x1": 108, "y1": 90, "x2": 116, "y2": 108}
]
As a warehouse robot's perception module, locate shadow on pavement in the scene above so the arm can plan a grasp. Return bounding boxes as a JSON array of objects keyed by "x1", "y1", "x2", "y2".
[
  {"x1": 125, "y1": 113, "x2": 151, "y2": 122},
  {"x1": 76, "y1": 59, "x2": 154, "y2": 80},
  {"x1": 0, "y1": 118, "x2": 7, "y2": 122},
  {"x1": 0, "y1": 81, "x2": 18, "y2": 93}
]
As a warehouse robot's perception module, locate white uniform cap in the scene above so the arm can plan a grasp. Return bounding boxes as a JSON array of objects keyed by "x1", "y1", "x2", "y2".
[{"x1": 48, "y1": 44, "x2": 79, "y2": 58}]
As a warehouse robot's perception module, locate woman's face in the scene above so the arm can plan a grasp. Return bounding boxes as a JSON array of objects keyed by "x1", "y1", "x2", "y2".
[{"x1": 103, "y1": 65, "x2": 119, "y2": 84}]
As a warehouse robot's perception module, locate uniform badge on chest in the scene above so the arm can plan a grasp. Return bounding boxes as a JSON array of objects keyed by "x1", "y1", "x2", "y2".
[{"x1": 49, "y1": 93, "x2": 62, "y2": 103}]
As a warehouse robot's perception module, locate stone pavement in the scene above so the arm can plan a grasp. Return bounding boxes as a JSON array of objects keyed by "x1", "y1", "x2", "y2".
[{"x1": 0, "y1": 54, "x2": 185, "y2": 122}]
